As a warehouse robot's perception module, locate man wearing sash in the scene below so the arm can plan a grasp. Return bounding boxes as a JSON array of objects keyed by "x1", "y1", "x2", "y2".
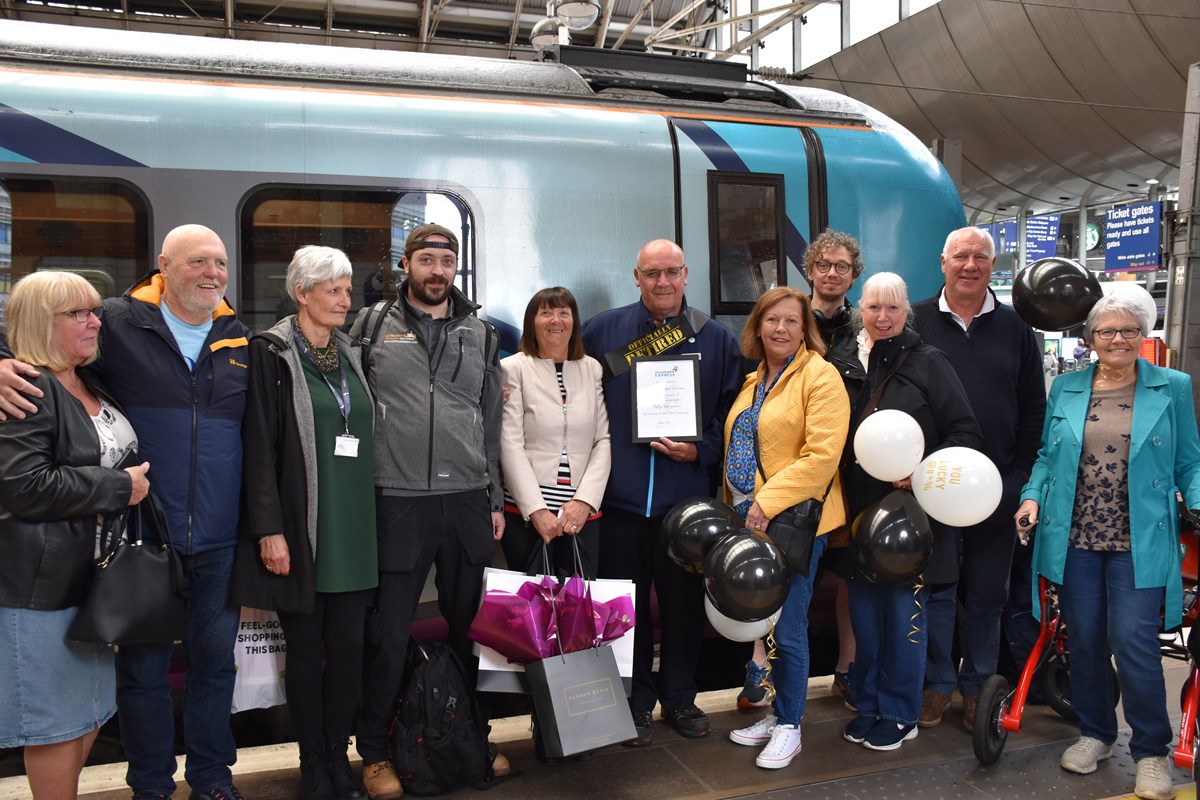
[{"x1": 581, "y1": 238, "x2": 741, "y2": 746}]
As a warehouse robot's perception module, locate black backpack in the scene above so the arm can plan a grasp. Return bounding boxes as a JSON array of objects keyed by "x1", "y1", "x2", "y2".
[{"x1": 391, "y1": 639, "x2": 490, "y2": 795}]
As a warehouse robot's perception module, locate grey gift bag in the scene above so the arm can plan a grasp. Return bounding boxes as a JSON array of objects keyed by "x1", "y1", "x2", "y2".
[{"x1": 524, "y1": 645, "x2": 637, "y2": 757}]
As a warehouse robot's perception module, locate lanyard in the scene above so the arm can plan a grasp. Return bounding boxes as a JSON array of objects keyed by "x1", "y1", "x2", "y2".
[{"x1": 294, "y1": 332, "x2": 352, "y2": 434}]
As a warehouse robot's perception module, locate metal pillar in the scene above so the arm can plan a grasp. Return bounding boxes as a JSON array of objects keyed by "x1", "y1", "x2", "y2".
[{"x1": 1166, "y1": 62, "x2": 1200, "y2": 386}]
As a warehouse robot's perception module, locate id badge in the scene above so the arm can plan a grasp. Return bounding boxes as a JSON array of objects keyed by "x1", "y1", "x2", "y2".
[{"x1": 334, "y1": 434, "x2": 359, "y2": 458}]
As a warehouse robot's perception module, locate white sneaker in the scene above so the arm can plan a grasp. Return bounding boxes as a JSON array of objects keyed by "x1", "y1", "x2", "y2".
[
  {"x1": 1060, "y1": 736, "x2": 1114, "y2": 774},
  {"x1": 729, "y1": 714, "x2": 775, "y2": 746},
  {"x1": 755, "y1": 723, "x2": 802, "y2": 769},
  {"x1": 1134, "y1": 755, "x2": 1176, "y2": 800}
]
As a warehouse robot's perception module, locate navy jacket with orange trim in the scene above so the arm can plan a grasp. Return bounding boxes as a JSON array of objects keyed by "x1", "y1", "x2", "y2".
[{"x1": 84, "y1": 271, "x2": 250, "y2": 554}]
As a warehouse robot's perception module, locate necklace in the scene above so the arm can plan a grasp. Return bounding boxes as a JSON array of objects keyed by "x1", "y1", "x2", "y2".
[
  {"x1": 1094, "y1": 363, "x2": 1131, "y2": 387},
  {"x1": 293, "y1": 319, "x2": 340, "y2": 374}
]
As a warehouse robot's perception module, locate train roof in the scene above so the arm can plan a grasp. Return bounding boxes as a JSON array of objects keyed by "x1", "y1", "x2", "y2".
[{"x1": 0, "y1": 19, "x2": 874, "y2": 126}]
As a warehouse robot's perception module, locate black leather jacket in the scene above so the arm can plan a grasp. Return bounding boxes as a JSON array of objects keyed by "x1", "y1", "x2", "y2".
[{"x1": 0, "y1": 371, "x2": 133, "y2": 610}]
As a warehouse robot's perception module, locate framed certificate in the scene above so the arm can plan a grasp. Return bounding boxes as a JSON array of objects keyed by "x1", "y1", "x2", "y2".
[{"x1": 630, "y1": 354, "x2": 702, "y2": 443}]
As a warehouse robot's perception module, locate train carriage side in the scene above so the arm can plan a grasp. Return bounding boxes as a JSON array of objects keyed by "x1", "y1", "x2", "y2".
[{"x1": 0, "y1": 21, "x2": 965, "y2": 349}]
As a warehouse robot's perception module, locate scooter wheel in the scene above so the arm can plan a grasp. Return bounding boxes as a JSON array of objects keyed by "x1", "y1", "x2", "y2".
[{"x1": 973, "y1": 674, "x2": 1012, "y2": 765}]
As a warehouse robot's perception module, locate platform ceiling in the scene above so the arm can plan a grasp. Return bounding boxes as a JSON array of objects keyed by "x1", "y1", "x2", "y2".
[{"x1": 803, "y1": 0, "x2": 1200, "y2": 219}]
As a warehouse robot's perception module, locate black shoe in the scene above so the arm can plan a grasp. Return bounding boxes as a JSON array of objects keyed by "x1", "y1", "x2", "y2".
[
  {"x1": 324, "y1": 737, "x2": 366, "y2": 800},
  {"x1": 664, "y1": 705, "x2": 711, "y2": 739},
  {"x1": 623, "y1": 710, "x2": 653, "y2": 747},
  {"x1": 189, "y1": 787, "x2": 245, "y2": 800},
  {"x1": 133, "y1": 793, "x2": 173, "y2": 800},
  {"x1": 299, "y1": 745, "x2": 337, "y2": 800}
]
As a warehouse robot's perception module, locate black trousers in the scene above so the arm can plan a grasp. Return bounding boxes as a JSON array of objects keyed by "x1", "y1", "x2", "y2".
[
  {"x1": 357, "y1": 490, "x2": 494, "y2": 765},
  {"x1": 501, "y1": 510, "x2": 599, "y2": 579},
  {"x1": 597, "y1": 506, "x2": 705, "y2": 714},
  {"x1": 276, "y1": 589, "x2": 373, "y2": 747}
]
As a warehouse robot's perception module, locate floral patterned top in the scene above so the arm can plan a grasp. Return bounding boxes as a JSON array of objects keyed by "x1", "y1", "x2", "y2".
[
  {"x1": 1069, "y1": 382, "x2": 1134, "y2": 551},
  {"x1": 724, "y1": 357, "x2": 790, "y2": 517}
]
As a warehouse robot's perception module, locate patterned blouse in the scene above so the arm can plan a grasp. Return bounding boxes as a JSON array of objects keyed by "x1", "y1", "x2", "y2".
[
  {"x1": 725, "y1": 358, "x2": 790, "y2": 517},
  {"x1": 1069, "y1": 382, "x2": 1134, "y2": 551}
]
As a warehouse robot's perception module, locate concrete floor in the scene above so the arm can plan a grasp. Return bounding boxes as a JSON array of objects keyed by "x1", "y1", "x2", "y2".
[{"x1": 6, "y1": 655, "x2": 1185, "y2": 800}]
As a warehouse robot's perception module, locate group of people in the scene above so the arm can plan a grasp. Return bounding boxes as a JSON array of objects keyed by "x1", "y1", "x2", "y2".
[{"x1": 0, "y1": 222, "x2": 1196, "y2": 800}]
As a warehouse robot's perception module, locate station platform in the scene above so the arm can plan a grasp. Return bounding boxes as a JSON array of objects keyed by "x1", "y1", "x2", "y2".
[{"x1": 6, "y1": 653, "x2": 1190, "y2": 800}]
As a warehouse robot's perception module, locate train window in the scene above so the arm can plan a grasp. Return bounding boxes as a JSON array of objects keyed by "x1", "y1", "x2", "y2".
[
  {"x1": 708, "y1": 172, "x2": 785, "y2": 315},
  {"x1": 0, "y1": 178, "x2": 150, "y2": 328},
  {"x1": 240, "y1": 186, "x2": 474, "y2": 333}
]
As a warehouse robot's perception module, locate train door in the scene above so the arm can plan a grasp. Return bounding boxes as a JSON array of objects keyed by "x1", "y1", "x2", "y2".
[{"x1": 669, "y1": 118, "x2": 825, "y2": 332}]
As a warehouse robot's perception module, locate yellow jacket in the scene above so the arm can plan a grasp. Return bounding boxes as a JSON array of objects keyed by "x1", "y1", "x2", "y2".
[{"x1": 722, "y1": 345, "x2": 849, "y2": 534}]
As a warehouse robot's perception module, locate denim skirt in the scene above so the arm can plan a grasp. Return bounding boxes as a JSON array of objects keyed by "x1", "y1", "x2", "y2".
[{"x1": 0, "y1": 605, "x2": 116, "y2": 747}]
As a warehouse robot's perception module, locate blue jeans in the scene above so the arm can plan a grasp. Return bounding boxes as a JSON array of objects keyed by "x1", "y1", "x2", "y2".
[
  {"x1": 849, "y1": 576, "x2": 929, "y2": 725},
  {"x1": 771, "y1": 535, "x2": 827, "y2": 727},
  {"x1": 117, "y1": 546, "x2": 240, "y2": 795},
  {"x1": 1058, "y1": 547, "x2": 1171, "y2": 760}
]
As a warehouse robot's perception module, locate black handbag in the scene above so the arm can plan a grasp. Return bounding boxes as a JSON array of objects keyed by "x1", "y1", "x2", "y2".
[
  {"x1": 755, "y1": 454, "x2": 831, "y2": 578},
  {"x1": 67, "y1": 489, "x2": 187, "y2": 646}
]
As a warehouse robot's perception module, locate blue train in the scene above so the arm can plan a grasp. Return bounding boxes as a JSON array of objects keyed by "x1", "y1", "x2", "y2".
[{"x1": 0, "y1": 19, "x2": 964, "y2": 341}]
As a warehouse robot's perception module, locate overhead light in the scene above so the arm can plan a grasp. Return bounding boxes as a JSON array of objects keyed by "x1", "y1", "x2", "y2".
[
  {"x1": 531, "y1": 16, "x2": 569, "y2": 46},
  {"x1": 554, "y1": 0, "x2": 600, "y2": 29},
  {"x1": 1146, "y1": 178, "x2": 1160, "y2": 185}
]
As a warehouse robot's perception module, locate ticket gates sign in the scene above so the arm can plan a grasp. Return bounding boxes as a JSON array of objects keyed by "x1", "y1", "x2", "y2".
[{"x1": 1105, "y1": 202, "x2": 1162, "y2": 272}]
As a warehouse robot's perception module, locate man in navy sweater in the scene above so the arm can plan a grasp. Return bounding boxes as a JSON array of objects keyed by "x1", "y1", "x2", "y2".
[
  {"x1": 581, "y1": 239, "x2": 741, "y2": 746},
  {"x1": 911, "y1": 226, "x2": 1046, "y2": 733}
]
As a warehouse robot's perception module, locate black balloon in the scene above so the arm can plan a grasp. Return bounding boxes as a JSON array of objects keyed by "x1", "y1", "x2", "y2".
[
  {"x1": 1012, "y1": 257, "x2": 1103, "y2": 331},
  {"x1": 661, "y1": 497, "x2": 744, "y2": 574},
  {"x1": 853, "y1": 490, "x2": 933, "y2": 586},
  {"x1": 703, "y1": 530, "x2": 792, "y2": 622}
]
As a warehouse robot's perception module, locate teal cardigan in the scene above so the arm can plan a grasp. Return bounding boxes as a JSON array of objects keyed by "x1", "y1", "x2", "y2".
[{"x1": 1020, "y1": 361, "x2": 1200, "y2": 629}]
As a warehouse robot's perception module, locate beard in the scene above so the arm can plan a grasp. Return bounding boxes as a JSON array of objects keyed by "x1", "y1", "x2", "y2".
[{"x1": 408, "y1": 275, "x2": 451, "y2": 307}]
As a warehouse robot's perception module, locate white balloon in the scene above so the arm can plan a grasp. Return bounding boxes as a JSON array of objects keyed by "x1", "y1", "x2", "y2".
[
  {"x1": 912, "y1": 446, "x2": 1002, "y2": 527},
  {"x1": 704, "y1": 595, "x2": 781, "y2": 642},
  {"x1": 853, "y1": 409, "x2": 926, "y2": 482}
]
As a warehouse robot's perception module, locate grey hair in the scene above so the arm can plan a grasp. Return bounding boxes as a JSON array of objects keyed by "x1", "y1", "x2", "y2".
[
  {"x1": 286, "y1": 245, "x2": 353, "y2": 300},
  {"x1": 943, "y1": 226, "x2": 996, "y2": 258},
  {"x1": 852, "y1": 271, "x2": 914, "y2": 329},
  {"x1": 1082, "y1": 292, "x2": 1154, "y2": 342}
]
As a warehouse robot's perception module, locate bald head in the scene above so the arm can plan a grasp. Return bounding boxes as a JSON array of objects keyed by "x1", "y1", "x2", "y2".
[
  {"x1": 634, "y1": 239, "x2": 688, "y2": 320},
  {"x1": 157, "y1": 224, "x2": 229, "y2": 324}
]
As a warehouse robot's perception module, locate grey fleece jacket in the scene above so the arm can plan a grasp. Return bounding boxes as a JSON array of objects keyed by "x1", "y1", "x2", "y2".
[{"x1": 349, "y1": 285, "x2": 503, "y2": 507}]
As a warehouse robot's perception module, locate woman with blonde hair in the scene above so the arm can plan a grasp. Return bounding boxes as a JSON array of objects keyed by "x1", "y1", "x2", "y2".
[{"x1": 0, "y1": 271, "x2": 149, "y2": 799}]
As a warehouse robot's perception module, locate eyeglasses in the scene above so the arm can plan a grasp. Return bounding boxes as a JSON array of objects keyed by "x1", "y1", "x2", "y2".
[
  {"x1": 813, "y1": 259, "x2": 853, "y2": 275},
  {"x1": 1094, "y1": 327, "x2": 1141, "y2": 341},
  {"x1": 60, "y1": 307, "x2": 102, "y2": 323},
  {"x1": 636, "y1": 266, "x2": 685, "y2": 282}
]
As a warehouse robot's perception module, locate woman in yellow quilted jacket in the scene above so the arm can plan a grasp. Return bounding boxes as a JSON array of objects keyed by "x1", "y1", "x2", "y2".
[{"x1": 724, "y1": 286, "x2": 850, "y2": 769}]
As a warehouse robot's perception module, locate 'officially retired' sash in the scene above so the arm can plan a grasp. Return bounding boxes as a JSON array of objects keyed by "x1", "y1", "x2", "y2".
[{"x1": 601, "y1": 308, "x2": 709, "y2": 378}]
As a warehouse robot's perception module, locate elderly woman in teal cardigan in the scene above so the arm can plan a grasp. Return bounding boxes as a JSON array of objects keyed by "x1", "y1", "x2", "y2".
[{"x1": 1015, "y1": 288, "x2": 1200, "y2": 800}]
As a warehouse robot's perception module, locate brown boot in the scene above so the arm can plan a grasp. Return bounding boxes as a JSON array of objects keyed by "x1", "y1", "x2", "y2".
[
  {"x1": 362, "y1": 760, "x2": 403, "y2": 800},
  {"x1": 918, "y1": 689, "x2": 950, "y2": 728},
  {"x1": 961, "y1": 695, "x2": 977, "y2": 733}
]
